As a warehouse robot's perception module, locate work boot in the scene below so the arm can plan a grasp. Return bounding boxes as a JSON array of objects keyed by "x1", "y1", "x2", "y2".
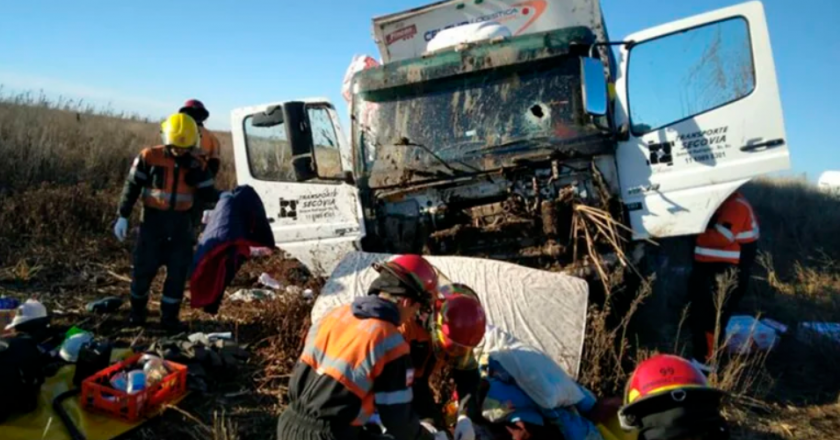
[
  {"x1": 160, "y1": 300, "x2": 185, "y2": 334},
  {"x1": 128, "y1": 309, "x2": 147, "y2": 327},
  {"x1": 161, "y1": 319, "x2": 188, "y2": 335},
  {"x1": 128, "y1": 297, "x2": 148, "y2": 327}
]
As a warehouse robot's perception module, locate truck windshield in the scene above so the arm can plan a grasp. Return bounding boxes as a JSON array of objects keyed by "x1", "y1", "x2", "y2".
[{"x1": 354, "y1": 57, "x2": 598, "y2": 187}]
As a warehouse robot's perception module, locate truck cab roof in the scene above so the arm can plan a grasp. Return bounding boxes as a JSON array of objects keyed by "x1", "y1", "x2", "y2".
[{"x1": 355, "y1": 25, "x2": 596, "y2": 94}]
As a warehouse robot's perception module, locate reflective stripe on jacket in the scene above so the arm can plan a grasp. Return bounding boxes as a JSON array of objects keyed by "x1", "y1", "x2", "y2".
[
  {"x1": 695, "y1": 192, "x2": 759, "y2": 264},
  {"x1": 132, "y1": 146, "x2": 213, "y2": 212},
  {"x1": 297, "y1": 302, "x2": 416, "y2": 428}
]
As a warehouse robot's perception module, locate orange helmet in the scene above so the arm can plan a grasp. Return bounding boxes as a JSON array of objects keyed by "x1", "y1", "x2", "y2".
[
  {"x1": 619, "y1": 354, "x2": 728, "y2": 438},
  {"x1": 434, "y1": 284, "x2": 486, "y2": 357}
]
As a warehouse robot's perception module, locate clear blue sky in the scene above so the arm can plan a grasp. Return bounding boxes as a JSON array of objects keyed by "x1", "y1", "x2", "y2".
[{"x1": 0, "y1": 0, "x2": 836, "y2": 179}]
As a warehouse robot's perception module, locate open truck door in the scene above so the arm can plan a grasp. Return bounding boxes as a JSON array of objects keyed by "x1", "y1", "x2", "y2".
[
  {"x1": 613, "y1": 1, "x2": 789, "y2": 239},
  {"x1": 231, "y1": 99, "x2": 364, "y2": 275}
]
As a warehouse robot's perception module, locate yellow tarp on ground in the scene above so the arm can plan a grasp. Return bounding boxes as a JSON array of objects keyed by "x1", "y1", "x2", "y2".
[
  {"x1": 3, "y1": 349, "x2": 187, "y2": 440},
  {"x1": 597, "y1": 413, "x2": 639, "y2": 440}
]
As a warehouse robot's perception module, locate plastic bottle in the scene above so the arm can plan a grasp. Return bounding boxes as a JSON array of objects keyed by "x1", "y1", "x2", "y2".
[
  {"x1": 110, "y1": 372, "x2": 128, "y2": 392},
  {"x1": 127, "y1": 370, "x2": 146, "y2": 394},
  {"x1": 128, "y1": 370, "x2": 147, "y2": 412}
]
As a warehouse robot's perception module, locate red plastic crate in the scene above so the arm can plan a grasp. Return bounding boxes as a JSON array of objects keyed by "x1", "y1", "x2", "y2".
[{"x1": 80, "y1": 353, "x2": 188, "y2": 422}]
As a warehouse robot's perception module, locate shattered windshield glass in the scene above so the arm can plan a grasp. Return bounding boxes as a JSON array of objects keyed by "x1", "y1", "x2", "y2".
[{"x1": 354, "y1": 57, "x2": 597, "y2": 187}]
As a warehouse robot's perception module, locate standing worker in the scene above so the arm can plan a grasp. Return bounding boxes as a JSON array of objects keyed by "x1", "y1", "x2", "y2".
[
  {"x1": 377, "y1": 255, "x2": 485, "y2": 440},
  {"x1": 179, "y1": 99, "x2": 222, "y2": 233},
  {"x1": 277, "y1": 267, "x2": 448, "y2": 440},
  {"x1": 113, "y1": 113, "x2": 219, "y2": 331},
  {"x1": 179, "y1": 99, "x2": 221, "y2": 177},
  {"x1": 688, "y1": 191, "x2": 759, "y2": 370}
]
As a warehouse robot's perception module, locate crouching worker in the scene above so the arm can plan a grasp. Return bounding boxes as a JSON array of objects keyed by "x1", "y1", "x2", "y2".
[
  {"x1": 618, "y1": 354, "x2": 729, "y2": 440},
  {"x1": 113, "y1": 113, "x2": 218, "y2": 331},
  {"x1": 376, "y1": 256, "x2": 487, "y2": 439},
  {"x1": 277, "y1": 266, "x2": 449, "y2": 440}
]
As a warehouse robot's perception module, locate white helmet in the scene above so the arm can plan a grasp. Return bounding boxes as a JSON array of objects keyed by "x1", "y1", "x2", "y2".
[
  {"x1": 59, "y1": 332, "x2": 94, "y2": 363},
  {"x1": 5, "y1": 299, "x2": 48, "y2": 331}
]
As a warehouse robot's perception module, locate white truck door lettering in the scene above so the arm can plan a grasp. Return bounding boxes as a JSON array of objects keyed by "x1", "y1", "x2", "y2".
[
  {"x1": 231, "y1": 99, "x2": 363, "y2": 276},
  {"x1": 614, "y1": 1, "x2": 789, "y2": 239}
]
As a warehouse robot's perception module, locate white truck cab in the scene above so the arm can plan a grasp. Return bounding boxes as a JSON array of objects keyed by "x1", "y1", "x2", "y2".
[{"x1": 231, "y1": 1, "x2": 789, "y2": 275}]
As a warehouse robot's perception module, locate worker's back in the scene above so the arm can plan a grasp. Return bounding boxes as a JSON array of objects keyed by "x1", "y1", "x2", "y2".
[{"x1": 279, "y1": 299, "x2": 415, "y2": 440}]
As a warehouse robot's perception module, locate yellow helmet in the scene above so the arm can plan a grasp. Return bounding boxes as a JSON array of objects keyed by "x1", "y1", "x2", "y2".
[{"x1": 161, "y1": 113, "x2": 199, "y2": 148}]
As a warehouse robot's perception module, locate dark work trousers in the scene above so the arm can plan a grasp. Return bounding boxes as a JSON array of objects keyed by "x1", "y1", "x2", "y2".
[
  {"x1": 688, "y1": 242, "x2": 757, "y2": 361},
  {"x1": 277, "y1": 408, "x2": 370, "y2": 440},
  {"x1": 130, "y1": 209, "x2": 195, "y2": 324}
]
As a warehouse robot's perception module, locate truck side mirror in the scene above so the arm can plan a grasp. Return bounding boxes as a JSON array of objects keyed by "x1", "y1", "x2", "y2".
[
  {"x1": 581, "y1": 57, "x2": 608, "y2": 117},
  {"x1": 283, "y1": 101, "x2": 318, "y2": 182}
]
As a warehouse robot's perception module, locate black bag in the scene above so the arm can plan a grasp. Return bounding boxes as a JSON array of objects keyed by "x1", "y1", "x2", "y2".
[{"x1": 0, "y1": 335, "x2": 45, "y2": 422}]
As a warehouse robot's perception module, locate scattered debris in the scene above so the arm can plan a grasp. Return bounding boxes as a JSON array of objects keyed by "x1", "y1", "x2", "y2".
[
  {"x1": 229, "y1": 289, "x2": 276, "y2": 303},
  {"x1": 258, "y1": 273, "x2": 283, "y2": 290},
  {"x1": 798, "y1": 322, "x2": 840, "y2": 345},
  {"x1": 85, "y1": 296, "x2": 123, "y2": 314},
  {"x1": 249, "y1": 247, "x2": 273, "y2": 258},
  {"x1": 187, "y1": 332, "x2": 233, "y2": 345},
  {"x1": 725, "y1": 315, "x2": 780, "y2": 354},
  {"x1": 146, "y1": 332, "x2": 250, "y2": 393},
  {"x1": 761, "y1": 318, "x2": 789, "y2": 334}
]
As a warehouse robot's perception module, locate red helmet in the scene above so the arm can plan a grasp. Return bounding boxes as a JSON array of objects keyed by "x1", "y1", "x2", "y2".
[
  {"x1": 620, "y1": 354, "x2": 728, "y2": 436},
  {"x1": 435, "y1": 286, "x2": 486, "y2": 354},
  {"x1": 179, "y1": 99, "x2": 209, "y2": 122},
  {"x1": 624, "y1": 354, "x2": 713, "y2": 406},
  {"x1": 389, "y1": 255, "x2": 439, "y2": 295}
]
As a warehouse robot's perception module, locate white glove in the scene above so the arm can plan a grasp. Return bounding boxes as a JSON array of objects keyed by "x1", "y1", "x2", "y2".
[
  {"x1": 421, "y1": 421, "x2": 449, "y2": 440},
  {"x1": 454, "y1": 416, "x2": 475, "y2": 440},
  {"x1": 114, "y1": 217, "x2": 128, "y2": 242},
  {"x1": 201, "y1": 210, "x2": 213, "y2": 225}
]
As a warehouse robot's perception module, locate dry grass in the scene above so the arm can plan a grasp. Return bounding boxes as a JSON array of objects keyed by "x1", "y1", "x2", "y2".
[
  {"x1": 0, "y1": 89, "x2": 236, "y2": 193},
  {"x1": 3, "y1": 91, "x2": 840, "y2": 438}
]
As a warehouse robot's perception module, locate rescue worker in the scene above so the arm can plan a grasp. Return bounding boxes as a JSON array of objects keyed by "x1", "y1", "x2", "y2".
[
  {"x1": 113, "y1": 113, "x2": 218, "y2": 331},
  {"x1": 276, "y1": 267, "x2": 448, "y2": 440},
  {"x1": 618, "y1": 354, "x2": 730, "y2": 440},
  {"x1": 179, "y1": 99, "x2": 222, "y2": 234},
  {"x1": 378, "y1": 256, "x2": 486, "y2": 437},
  {"x1": 688, "y1": 191, "x2": 759, "y2": 370},
  {"x1": 179, "y1": 99, "x2": 221, "y2": 176}
]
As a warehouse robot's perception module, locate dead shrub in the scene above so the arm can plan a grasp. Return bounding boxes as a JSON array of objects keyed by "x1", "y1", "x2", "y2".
[{"x1": 579, "y1": 270, "x2": 654, "y2": 397}]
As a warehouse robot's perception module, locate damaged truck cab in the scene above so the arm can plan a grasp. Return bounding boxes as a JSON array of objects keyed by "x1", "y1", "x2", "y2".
[{"x1": 231, "y1": 0, "x2": 789, "y2": 275}]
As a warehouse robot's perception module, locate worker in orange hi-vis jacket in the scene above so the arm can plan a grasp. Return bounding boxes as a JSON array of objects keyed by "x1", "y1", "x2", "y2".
[
  {"x1": 276, "y1": 268, "x2": 447, "y2": 440},
  {"x1": 179, "y1": 99, "x2": 222, "y2": 234},
  {"x1": 114, "y1": 113, "x2": 219, "y2": 332},
  {"x1": 688, "y1": 191, "x2": 759, "y2": 372}
]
